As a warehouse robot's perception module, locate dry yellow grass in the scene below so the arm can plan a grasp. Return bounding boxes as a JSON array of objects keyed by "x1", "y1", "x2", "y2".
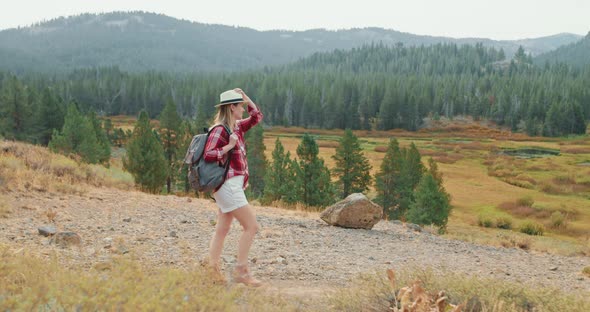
[
  {"x1": 0, "y1": 194, "x2": 11, "y2": 218},
  {"x1": 329, "y1": 268, "x2": 590, "y2": 311},
  {"x1": 0, "y1": 140, "x2": 133, "y2": 195},
  {"x1": 0, "y1": 244, "x2": 295, "y2": 311}
]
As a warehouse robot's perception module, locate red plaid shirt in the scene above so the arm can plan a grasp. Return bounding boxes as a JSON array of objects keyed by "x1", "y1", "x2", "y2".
[{"x1": 203, "y1": 105, "x2": 263, "y2": 191}]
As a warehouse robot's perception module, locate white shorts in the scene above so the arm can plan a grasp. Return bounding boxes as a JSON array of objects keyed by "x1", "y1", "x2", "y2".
[{"x1": 213, "y1": 176, "x2": 249, "y2": 213}]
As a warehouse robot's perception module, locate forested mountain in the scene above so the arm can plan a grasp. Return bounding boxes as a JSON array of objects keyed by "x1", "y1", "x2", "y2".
[
  {"x1": 2, "y1": 43, "x2": 588, "y2": 143},
  {"x1": 0, "y1": 11, "x2": 583, "y2": 73},
  {"x1": 535, "y1": 32, "x2": 590, "y2": 67}
]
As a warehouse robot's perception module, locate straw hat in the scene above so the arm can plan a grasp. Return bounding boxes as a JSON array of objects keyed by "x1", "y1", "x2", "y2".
[{"x1": 215, "y1": 89, "x2": 244, "y2": 107}]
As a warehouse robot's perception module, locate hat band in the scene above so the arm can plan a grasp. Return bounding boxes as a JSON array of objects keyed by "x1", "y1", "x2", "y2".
[{"x1": 220, "y1": 98, "x2": 242, "y2": 104}]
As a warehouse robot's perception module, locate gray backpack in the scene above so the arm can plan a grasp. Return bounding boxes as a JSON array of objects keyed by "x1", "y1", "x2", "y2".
[{"x1": 183, "y1": 124, "x2": 232, "y2": 192}]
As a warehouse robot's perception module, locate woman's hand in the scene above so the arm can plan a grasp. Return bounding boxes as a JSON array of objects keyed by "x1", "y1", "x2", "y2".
[
  {"x1": 228, "y1": 133, "x2": 238, "y2": 148},
  {"x1": 234, "y1": 88, "x2": 252, "y2": 105}
]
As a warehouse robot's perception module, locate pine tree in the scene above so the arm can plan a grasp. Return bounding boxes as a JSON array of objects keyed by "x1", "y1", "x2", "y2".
[
  {"x1": 34, "y1": 87, "x2": 64, "y2": 145},
  {"x1": 176, "y1": 120, "x2": 195, "y2": 193},
  {"x1": 263, "y1": 138, "x2": 298, "y2": 204},
  {"x1": 406, "y1": 173, "x2": 451, "y2": 232},
  {"x1": 332, "y1": 129, "x2": 372, "y2": 198},
  {"x1": 158, "y1": 98, "x2": 181, "y2": 193},
  {"x1": 245, "y1": 125, "x2": 267, "y2": 199},
  {"x1": 375, "y1": 138, "x2": 404, "y2": 219},
  {"x1": 49, "y1": 103, "x2": 103, "y2": 164},
  {"x1": 124, "y1": 111, "x2": 167, "y2": 193},
  {"x1": 296, "y1": 133, "x2": 336, "y2": 208},
  {"x1": 0, "y1": 76, "x2": 32, "y2": 141},
  {"x1": 88, "y1": 111, "x2": 111, "y2": 165},
  {"x1": 397, "y1": 142, "x2": 425, "y2": 216}
]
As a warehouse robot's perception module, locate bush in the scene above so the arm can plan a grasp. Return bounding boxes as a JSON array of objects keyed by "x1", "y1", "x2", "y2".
[
  {"x1": 498, "y1": 234, "x2": 531, "y2": 250},
  {"x1": 550, "y1": 211, "x2": 567, "y2": 229},
  {"x1": 520, "y1": 221, "x2": 545, "y2": 236},
  {"x1": 477, "y1": 215, "x2": 494, "y2": 228},
  {"x1": 516, "y1": 196, "x2": 534, "y2": 207},
  {"x1": 495, "y1": 217, "x2": 513, "y2": 229},
  {"x1": 583, "y1": 267, "x2": 590, "y2": 277}
]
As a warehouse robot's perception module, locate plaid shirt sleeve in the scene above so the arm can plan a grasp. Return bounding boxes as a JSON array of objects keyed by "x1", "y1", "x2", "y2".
[
  {"x1": 203, "y1": 126, "x2": 229, "y2": 163},
  {"x1": 236, "y1": 105, "x2": 263, "y2": 133}
]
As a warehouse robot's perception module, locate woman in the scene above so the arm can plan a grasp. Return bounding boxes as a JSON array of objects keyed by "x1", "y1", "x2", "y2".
[{"x1": 203, "y1": 88, "x2": 263, "y2": 287}]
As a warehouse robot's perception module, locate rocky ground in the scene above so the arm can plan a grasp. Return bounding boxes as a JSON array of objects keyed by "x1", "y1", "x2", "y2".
[{"x1": 1, "y1": 187, "x2": 589, "y2": 300}]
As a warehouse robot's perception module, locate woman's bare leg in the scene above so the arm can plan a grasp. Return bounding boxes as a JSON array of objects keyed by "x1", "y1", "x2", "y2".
[
  {"x1": 230, "y1": 204, "x2": 261, "y2": 286},
  {"x1": 230, "y1": 204, "x2": 259, "y2": 266},
  {"x1": 209, "y1": 209, "x2": 234, "y2": 266}
]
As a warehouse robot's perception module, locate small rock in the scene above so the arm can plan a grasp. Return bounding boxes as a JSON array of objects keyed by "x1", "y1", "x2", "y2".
[
  {"x1": 123, "y1": 218, "x2": 131, "y2": 222},
  {"x1": 549, "y1": 266, "x2": 558, "y2": 271},
  {"x1": 406, "y1": 223, "x2": 422, "y2": 232},
  {"x1": 114, "y1": 245, "x2": 129, "y2": 255},
  {"x1": 169, "y1": 231, "x2": 177, "y2": 238},
  {"x1": 50, "y1": 232, "x2": 82, "y2": 248},
  {"x1": 187, "y1": 198, "x2": 192, "y2": 203},
  {"x1": 180, "y1": 220, "x2": 189, "y2": 224},
  {"x1": 38, "y1": 225, "x2": 57, "y2": 237}
]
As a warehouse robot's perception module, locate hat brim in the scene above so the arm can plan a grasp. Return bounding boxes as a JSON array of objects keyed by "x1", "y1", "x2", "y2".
[{"x1": 215, "y1": 100, "x2": 245, "y2": 107}]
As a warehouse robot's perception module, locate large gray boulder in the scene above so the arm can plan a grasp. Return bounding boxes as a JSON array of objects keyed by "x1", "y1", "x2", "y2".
[{"x1": 320, "y1": 193, "x2": 382, "y2": 229}]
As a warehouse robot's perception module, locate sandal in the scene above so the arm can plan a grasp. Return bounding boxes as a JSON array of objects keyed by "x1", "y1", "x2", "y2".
[{"x1": 233, "y1": 264, "x2": 263, "y2": 287}]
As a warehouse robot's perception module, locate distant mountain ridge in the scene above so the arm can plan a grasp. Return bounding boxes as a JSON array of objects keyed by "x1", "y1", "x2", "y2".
[
  {"x1": 534, "y1": 32, "x2": 590, "y2": 67},
  {"x1": 0, "y1": 11, "x2": 584, "y2": 73}
]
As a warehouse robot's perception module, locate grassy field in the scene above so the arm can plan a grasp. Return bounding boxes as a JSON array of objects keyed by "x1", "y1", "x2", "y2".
[
  {"x1": 264, "y1": 125, "x2": 590, "y2": 256},
  {"x1": 103, "y1": 116, "x2": 590, "y2": 255}
]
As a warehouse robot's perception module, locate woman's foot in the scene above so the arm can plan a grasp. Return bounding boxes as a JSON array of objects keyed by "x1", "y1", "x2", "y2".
[
  {"x1": 201, "y1": 258, "x2": 226, "y2": 285},
  {"x1": 232, "y1": 264, "x2": 262, "y2": 287}
]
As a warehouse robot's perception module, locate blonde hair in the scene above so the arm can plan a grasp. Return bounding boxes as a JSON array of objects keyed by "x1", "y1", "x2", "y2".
[{"x1": 213, "y1": 104, "x2": 237, "y2": 129}]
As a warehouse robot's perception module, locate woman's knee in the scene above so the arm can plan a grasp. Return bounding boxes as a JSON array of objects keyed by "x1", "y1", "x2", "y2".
[
  {"x1": 216, "y1": 223, "x2": 231, "y2": 237},
  {"x1": 248, "y1": 222, "x2": 260, "y2": 234},
  {"x1": 242, "y1": 219, "x2": 259, "y2": 235}
]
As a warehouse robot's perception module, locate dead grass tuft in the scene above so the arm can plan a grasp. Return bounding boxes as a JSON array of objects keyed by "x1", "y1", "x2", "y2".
[
  {"x1": 433, "y1": 153, "x2": 463, "y2": 164},
  {"x1": 374, "y1": 145, "x2": 388, "y2": 153},
  {"x1": 0, "y1": 195, "x2": 11, "y2": 218},
  {"x1": 561, "y1": 147, "x2": 590, "y2": 154},
  {"x1": 497, "y1": 233, "x2": 532, "y2": 250},
  {"x1": 329, "y1": 267, "x2": 589, "y2": 312},
  {"x1": 317, "y1": 140, "x2": 339, "y2": 148}
]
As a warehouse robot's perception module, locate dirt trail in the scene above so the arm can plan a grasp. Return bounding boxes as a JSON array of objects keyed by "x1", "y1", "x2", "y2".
[{"x1": 1, "y1": 187, "x2": 588, "y2": 297}]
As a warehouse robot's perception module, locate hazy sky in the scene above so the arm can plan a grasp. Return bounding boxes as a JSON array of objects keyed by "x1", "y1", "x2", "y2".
[{"x1": 1, "y1": 0, "x2": 588, "y2": 40}]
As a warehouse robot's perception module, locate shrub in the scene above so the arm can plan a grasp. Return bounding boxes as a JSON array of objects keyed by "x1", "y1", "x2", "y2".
[
  {"x1": 477, "y1": 215, "x2": 494, "y2": 228},
  {"x1": 583, "y1": 267, "x2": 590, "y2": 277},
  {"x1": 549, "y1": 211, "x2": 567, "y2": 229},
  {"x1": 520, "y1": 221, "x2": 545, "y2": 236},
  {"x1": 495, "y1": 217, "x2": 513, "y2": 229},
  {"x1": 516, "y1": 196, "x2": 534, "y2": 207},
  {"x1": 498, "y1": 234, "x2": 531, "y2": 250}
]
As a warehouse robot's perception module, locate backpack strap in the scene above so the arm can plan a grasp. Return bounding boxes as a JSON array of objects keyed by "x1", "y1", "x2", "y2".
[{"x1": 207, "y1": 124, "x2": 234, "y2": 170}]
